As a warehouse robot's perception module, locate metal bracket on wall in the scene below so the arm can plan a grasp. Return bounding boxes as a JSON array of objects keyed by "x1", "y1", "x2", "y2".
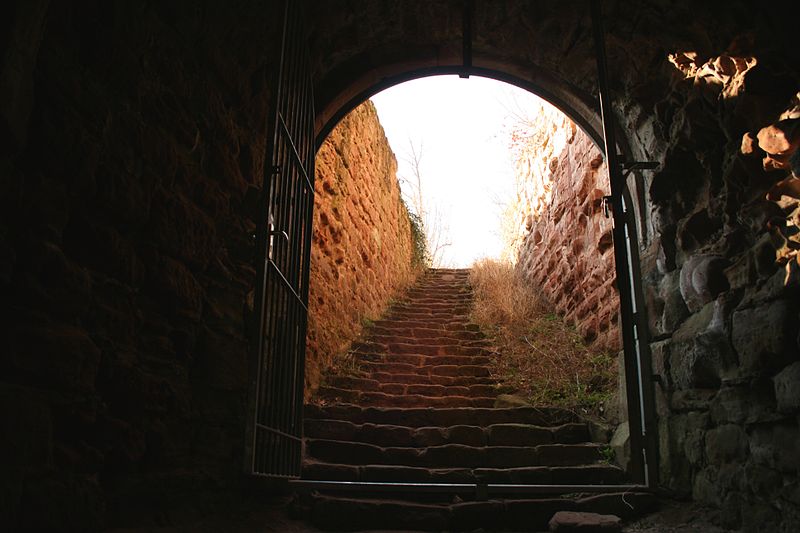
[{"x1": 621, "y1": 161, "x2": 658, "y2": 179}]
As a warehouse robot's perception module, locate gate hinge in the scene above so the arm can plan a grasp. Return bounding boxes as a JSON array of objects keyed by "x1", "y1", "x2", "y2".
[{"x1": 620, "y1": 161, "x2": 658, "y2": 178}]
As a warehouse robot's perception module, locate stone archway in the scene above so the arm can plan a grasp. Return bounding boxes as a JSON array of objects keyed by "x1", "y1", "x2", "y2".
[
  {"x1": 300, "y1": 5, "x2": 800, "y2": 523},
  {"x1": 302, "y1": 3, "x2": 659, "y2": 486}
]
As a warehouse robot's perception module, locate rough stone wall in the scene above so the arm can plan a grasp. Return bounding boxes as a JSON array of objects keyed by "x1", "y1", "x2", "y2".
[
  {"x1": 306, "y1": 101, "x2": 416, "y2": 397},
  {"x1": 629, "y1": 50, "x2": 800, "y2": 530},
  {"x1": 508, "y1": 103, "x2": 620, "y2": 351},
  {"x1": 0, "y1": 2, "x2": 278, "y2": 530},
  {"x1": 1, "y1": 1, "x2": 799, "y2": 531}
]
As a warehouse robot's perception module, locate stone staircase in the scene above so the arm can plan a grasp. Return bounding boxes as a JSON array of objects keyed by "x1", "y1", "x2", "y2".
[{"x1": 296, "y1": 268, "x2": 653, "y2": 531}]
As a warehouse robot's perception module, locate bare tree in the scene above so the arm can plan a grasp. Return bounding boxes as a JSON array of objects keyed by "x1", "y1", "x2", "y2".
[{"x1": 400, "y1": 140, "x2": 452, "y2": 267}]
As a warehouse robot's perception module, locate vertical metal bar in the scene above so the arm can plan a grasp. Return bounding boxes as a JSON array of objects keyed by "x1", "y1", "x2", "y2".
[
  {"x1": 245, "y1": 0, "x2": 289, "y2": 475},
  {"x1": 589, "y1": 0, "x2": 647, "y2": 484},
  {"x1": 460, "y1": 0, "x2": 474, "y2": 79},
  {"x1": 246, "y1": 0, "x2": 314, "y2": 479}
]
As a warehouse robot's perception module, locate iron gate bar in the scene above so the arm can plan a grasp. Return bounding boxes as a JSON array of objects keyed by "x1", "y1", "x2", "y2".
[
  {"x1": 290, "y1": 480, "x2": 649, "y2": 496},
  {"x1": 589, "y1": 0, "x2": 656, "y2": 487},
  {"x1": 277, "y1": 115, "x2": 314, "y2": 199},
  {"x1": 460, "y1": 0, "x2": 474, "y2": 78},
  {"x1": 267, "y1": 260, "x2": 309, "y2": 312},
  {"x1": 246, "y1": 0, "x2": 315, "y2": 479},
  {"x1": 254, "y1": 423, "x2": 301, "y2": 443}
]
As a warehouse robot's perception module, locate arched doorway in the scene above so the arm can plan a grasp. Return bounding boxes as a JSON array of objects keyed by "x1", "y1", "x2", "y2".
[{"x1": 248, "y1": 0, "x2": 657, "y2": 492}]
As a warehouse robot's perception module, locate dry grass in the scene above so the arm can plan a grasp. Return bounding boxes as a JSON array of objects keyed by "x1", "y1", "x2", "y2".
[{"x1": 470, "y1": 258, "x2": 617, "y2": 410}]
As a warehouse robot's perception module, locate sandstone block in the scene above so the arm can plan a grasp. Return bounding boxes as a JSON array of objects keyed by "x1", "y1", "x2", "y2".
[
  {"x1": 679, "y1": 254, "x2": 728, "y2": 312},
  {"x1": 743, "y1": 462, "x2": 783, "y2": 499},
  {"x1": 740, "y1": 131, "x2": 760, "y2": 155},
  {"x1": 692, "y1": 467, "x2": 721, "y2": 506},
  {"x1": 774, "y1": 362, "x2": 800, "y2": 413},
  {"x1": 18, "y1": 473, "x2": 105, "y2": 532},
  {"x1": 145, "y1": 251, "x2": 204, "y2": 318},
  {"x1": 659, "y1": 270, "x2": 690, "y2": 335},
  {"x1": 609, "y1": 422, "x2": 629, "y2": 471},
  {"x1": 705, "y1": 424, "x2": 748, "y2": 464},
  {"x1": 670, "y1": 388, "x2": 716, "y2": 411},
  {"x1": 732, "y1": 299, "x2": 797, "y2": 376},
  {"x1": 749, "y1": 421, "x2": 800, "y2": 472},
  {"x1": 709, "y1": 383, "x2": 779, "y2": 425},
  {"x1": 548, "y1": 511, "x2": 621, "y2": 532},
  {"x1": 662, "y1": 412, "x2": 709, "y2": 487},
  {"x1": 757, "y1": 118, "x2": 800, "y2": 156},
  {"x1": 0, "y1": 384, "x2": 52, "y2": 469},
  {"x1": 670, "y1": 302, "x2": 737, "y2": 388},
  {"x1": 13, "y1": 325, "x2": 101, "y2": 392}
]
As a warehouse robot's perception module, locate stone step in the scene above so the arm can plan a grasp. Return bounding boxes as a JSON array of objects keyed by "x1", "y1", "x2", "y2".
[
  {"x1": 351, "y1": 341, "x2": 492, "y2": 357},
  {"x1": 368, "y1": 371, "x2": 496, "y2": 387},
  {"x1": 391, "y1": 301, "x2": 472, "y2": 312},
  {"x1": 371, "y1": 319, "x2": 479, "y2": 331},
  {"x1": 385, "y1": 307, "x2": 469, "y2": 321},
  {"x1": 411, "y1": 282, "x2": 470, "y2": 289},
  {"x1": 303, "y1": 419, "x2": 591, "y2": 447},
  {"x1": 403, "y1": 292, "x2": 472, "y2": 301},
  {"x1": 356, "y1": 360, "x2": 492, "y2": 378},
  {"x1": 355, "y1": 352, "x2": 493, "y2": 368},
  {"x1": 302, "y1": 460, "x2": 626, "y2": 485},
  {"x1": 356, "y1": 342, "x2": 492, "y2": 357},
  {"x1": 325, "y1": 376, "x2": 507, "y2": 397},
  {"x1": 315, "y1": 387, "x2": 497, "y2": 408},
  {"x1": 366, "y1": 333, "x2": 491, "y2": 348},
  {"x1": 301, "y1": 492, "x2": 656, "y2": 532},
  {"x1": 304, "y1": 405, "x2": 580, "y2": 427},
  {"x1": 304, "y1": 439, "x2": 606, "y2": 468},
  {"x1": 368, "y1": 325, "x2": 486, "y2": 340}
]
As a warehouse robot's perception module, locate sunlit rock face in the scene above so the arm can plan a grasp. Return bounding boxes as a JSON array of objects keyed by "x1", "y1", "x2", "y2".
[
  {"x1": 306, "y1": 101, "x2": 416, "y2": 398},
  {"x1": 506, "y1": 102, "x2": 620, "y2": 352}
]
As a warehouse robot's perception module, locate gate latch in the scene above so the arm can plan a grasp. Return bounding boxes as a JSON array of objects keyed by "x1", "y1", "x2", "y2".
[{"x1": 602, "y1": 195, "x2": 613, "y2": 218}]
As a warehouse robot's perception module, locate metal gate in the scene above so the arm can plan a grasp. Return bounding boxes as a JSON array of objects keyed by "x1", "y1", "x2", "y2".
[
  {"x1": 246, "y1": 0, "x2": 315, "y2": 478},
  {"x1": 590, "y1": 0, "x2": 657, "y2": 487}
]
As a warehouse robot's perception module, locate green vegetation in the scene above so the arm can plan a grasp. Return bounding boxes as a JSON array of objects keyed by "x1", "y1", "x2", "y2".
[
  {"x1": 407, "y1": 209, "x2": 429, "y2": 269},
  {"x1": 469, "y1": 259, "x2": 617, "y2": 411},
  {"x1": 599, "y1": 445, "x2": 616, "y2": 464}
]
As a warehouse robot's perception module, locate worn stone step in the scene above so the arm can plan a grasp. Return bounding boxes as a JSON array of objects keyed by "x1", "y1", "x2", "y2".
[
  {"x1": 371, "y1": 319, "x2": 478, "y2": 331},
  {"x1": 355, "y1": 352, "x2": 493, "y2": 368},
  {"x1": 304, "y1": 405, "x2": 580, "y2": 427},
  {"x1": 305, "y1": 439, "x2": 604, "y2": 468},
  {"x1": 391, "y1": 301, "x2": 472, "y2": 312},
  {"x1": 367, "y1": 371, "x2": 496, "y2": 387},
  {"x1": 302, "y1": 460, "x2": 626, "y2": 485},
  {"x1": 356, "y1": 360, "x2": 492, "y2": 378},
  {"x1": 351, "y1": 344, "x2": 493, "y2": 360},
  {"x1": 385, "y1": 342, "x2": 492, "y2": 356},
  {"x1": 315, "y1": 386, "x2": 497, "y2": 408},
  {"x1": 387, "y1": 309, "x2": 471, "y2": 319},
  {"x1": 304, "y1": 419, "x2": 592, "y2": 447},
  {"x1": 368, "y1": 325, "x2": 486, "y2": 340},
  {"x1": 403, "y1": 292, "x2": 472, "y2": 301},
  {"x1": 325, "y1": 377, "x2": 506, "y2": 398},
  {"x1": 304, "y1": 492, "x2": 656, "y2": 532},
  {"x1": 414, "y1": 281, "x2": 469, "y2": 286},
  {"x1": 366, "y1": 334, "x2": 491, "y2": 348}
]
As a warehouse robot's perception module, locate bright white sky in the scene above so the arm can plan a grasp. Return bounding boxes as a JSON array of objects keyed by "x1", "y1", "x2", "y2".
[{"x1": 370, "y1": 75, "x2": 544, "y2": 267}]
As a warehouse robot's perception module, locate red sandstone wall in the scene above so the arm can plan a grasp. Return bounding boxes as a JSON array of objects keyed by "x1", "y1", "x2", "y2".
[
  {"x1": 508, "y1": 105, "x2": 620, "y2": 351},
  {"x1": 306, "y1": 101, "x2": 416, "y2": 396}
]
